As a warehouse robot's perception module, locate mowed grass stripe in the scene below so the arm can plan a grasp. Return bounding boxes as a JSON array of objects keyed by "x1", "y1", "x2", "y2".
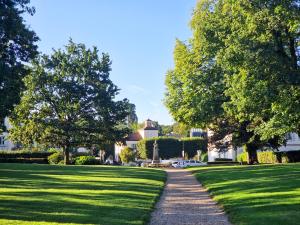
[
  {"x1": 188, "y1": 164, "x2": 300, "y2": 225},
  {"x1": 0, "y1": 163, "x2": 166, "y2": 225}
]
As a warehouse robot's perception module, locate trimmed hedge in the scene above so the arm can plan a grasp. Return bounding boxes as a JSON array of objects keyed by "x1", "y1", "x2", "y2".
[
  {"x1": 0, "y1": 151, "x2": 53, "y2": 159},
  {"x1": 0, "y1": 158, "x2": 48, "y2": 164},
  {"x1": 238, "y1": 150, "x2": 300, "y2": 164},
  {"x1": 137, "y1": 137, "x2": 207, "y2": 160},
  {"x1": 181, "y1": 137, "x2": 208, "y2": 159},
  {"x1": 0, "y1": 151, "x2": 54, "y2": 164}
]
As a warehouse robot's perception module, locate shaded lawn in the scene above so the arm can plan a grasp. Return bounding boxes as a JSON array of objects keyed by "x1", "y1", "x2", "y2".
[
  {"x1": 188, "y1": 164, "x2": 300, "y2": 225},
  {"x1": 0, "y1": 163, "x2": 166, "y2": 225}
]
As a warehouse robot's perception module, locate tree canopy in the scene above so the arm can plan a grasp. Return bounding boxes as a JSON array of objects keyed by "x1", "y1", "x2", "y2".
[
  {"x1": 0, "y1": 0, "x2": 39, "y2": 128},
  {"x1": 165, "y1": 0, "x2": 300, "y2": 163},
  {"x1": 9, "y1": 40, "x2": 131, "y2": 164}
]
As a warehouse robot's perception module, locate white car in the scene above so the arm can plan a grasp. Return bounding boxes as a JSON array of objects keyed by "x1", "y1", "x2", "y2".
[{"x1": 172, "y1": 160, "x2": 206, "y2": 168}]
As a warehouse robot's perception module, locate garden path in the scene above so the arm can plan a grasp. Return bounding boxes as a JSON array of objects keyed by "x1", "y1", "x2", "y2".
[{"x1": 149, "y1": 168, "x2": 232, "y2": 225}]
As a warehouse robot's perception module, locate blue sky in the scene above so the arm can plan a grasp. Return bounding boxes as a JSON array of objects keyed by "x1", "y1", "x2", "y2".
[{"x1": 24, "y1": 0, "x2": 196, "y2": 125}]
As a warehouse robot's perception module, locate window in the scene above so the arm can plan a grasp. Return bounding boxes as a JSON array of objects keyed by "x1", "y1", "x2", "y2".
[
  {"x1": 0, "y1": 136, "x2": 5, "y2": 146},
  {"x1": 132, "y1": 144, "x2": 137, "y2": 149}
]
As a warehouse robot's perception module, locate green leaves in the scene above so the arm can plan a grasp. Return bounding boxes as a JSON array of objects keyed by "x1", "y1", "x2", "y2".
[
  {"x1": 165, "y1": 0, "x2": 300, "y2": 149},
  {"x1": 0, "y1": 0, "x2": 39, "y2": 128},
  {"x1": 9, "y1": 40, "x2": 131, "y2": 156}
]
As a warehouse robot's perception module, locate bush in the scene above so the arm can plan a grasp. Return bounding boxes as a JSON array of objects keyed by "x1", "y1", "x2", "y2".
[
  {"x1": 75, "y1": 156, "x2": 99, "y2": 165},
  {"x1": 48, "y1": 152, "x2": 64, "y2": 164},
  {"x1": 257, "y1": 151, "x2": 279, "y2": 164},
  {"x1": 237, "y1": 152, "x2": 249, "y2": 164},
  {"x1": 137, "y1": 137, "x2": 207, "y2": 160},
  {"x1": 201, "y1": 152, "x2": 208, "y2": 162},
  {"x1": 120, "y1": 147, "x2": 136, "y2": 163}
]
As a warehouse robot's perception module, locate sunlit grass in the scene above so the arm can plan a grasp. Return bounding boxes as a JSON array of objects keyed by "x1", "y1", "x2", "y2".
[
  {"x1": 0, "y1": 163, "x2": 166, "y2": 225},
  {"x1": 188, "y1": 164, "x2": 300, "y2": 225}
]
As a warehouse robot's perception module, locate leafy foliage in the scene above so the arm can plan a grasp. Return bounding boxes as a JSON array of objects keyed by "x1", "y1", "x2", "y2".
[
  {"x1": 9, "y1": 40, "x2": 131, "y2": 164},
  {"x1": 74, "y1": 156, "x2": 99, "y2": 165},
  {"x1": 119, "y1": 147, "x2": 135, "y2": 163},
  {"x1": 0, "y1": 0, "x2": 39, "y2": 128},
  {"x1": 48, "y1": 152, "x2": 63, "y2": 165},
  {"x1": 165, "y1": 0, "x2": 300, "y2": 163}
]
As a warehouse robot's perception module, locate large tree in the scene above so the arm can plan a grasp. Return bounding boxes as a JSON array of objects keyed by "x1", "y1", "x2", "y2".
[
  {"x1": 0, "y1": 0, "x2": 39, "y2": 128},
  {"x1": 165, "y1": 0, "x2": 300, "y2": 163},
  {"x1": 9, "y1": 40, "x2": 131, "y2": 164}
]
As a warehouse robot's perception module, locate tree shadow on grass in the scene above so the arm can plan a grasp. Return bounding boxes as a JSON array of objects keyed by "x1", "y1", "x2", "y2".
[
  {"x1": 0, "y1": 164, "x2": 166, "y2": 225},
  {"x1": 192, "y1": 164, "x2": 300, "y2": 225}
]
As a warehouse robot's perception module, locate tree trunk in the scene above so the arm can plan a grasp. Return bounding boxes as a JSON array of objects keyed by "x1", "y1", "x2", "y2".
[
  {"x1": 244, "y1": 143, "x2": 258, "y2": 165},
  {"x1": 63, "y1": 145, "x2": 70, "y2": 165}
]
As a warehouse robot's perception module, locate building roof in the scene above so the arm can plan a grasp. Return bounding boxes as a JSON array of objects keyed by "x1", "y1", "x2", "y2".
[
  {"x1": 126, "y1": 132, "x2": 142, "y2": 141},
  {"x1": 144, "y1": 126, "x2": 158, "y2": 130}
]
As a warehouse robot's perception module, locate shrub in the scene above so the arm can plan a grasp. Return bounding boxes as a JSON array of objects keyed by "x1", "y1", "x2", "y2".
[
  {"x1": 137, "y1": 137, "x2": 207, "y2": 160},
  {"x1": 48, "y1": 152, "x2": 64, "y2": 164},
  {"x1": 120, "y1": 147, "x2": 136, "y2": 163},
  {"x1": 237, "y1": 152, "x2": 248, "y2": 164},
  {"x1": 257, "y1": 151, "x2": 279, "y2": 164},
  {"x1": 201, "y1": 152, "x2": 208, "y2": 162},
  {"x1": 75, "y1": 156, "x2": 99, "y2": 165}
]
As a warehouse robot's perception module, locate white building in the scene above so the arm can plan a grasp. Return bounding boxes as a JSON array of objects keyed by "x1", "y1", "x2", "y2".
[
  {"x1": 115, "y1": 119, "x2": 158, "y2": 161},
  {"x1": 0, "y1": 118, "x2": 15, "y2": 150},
  {"x1": 207, "y1": 129, "x2": 300, "y2": 162}
]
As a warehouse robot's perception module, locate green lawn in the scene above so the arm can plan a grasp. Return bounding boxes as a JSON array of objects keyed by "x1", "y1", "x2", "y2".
[
  {"x1": 188, "y1": 164, "x2": 300, "y2": 225},
  {"x1": 0, "y1": 163, "x2": 166, "y2": 225}
]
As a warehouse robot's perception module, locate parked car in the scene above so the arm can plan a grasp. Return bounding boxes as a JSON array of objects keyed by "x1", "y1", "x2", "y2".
[{"x1": 172, "y1": 160, "x2": 206, "y2": 168}]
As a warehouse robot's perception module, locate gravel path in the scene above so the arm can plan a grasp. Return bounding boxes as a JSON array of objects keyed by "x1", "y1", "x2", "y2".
[{"x1": 149, "y1": 168, "x2": 232, "y2": 225}]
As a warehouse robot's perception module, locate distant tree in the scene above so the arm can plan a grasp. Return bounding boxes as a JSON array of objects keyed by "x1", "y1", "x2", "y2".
[
  {"x1": 0, "y1": 0, "x2": 39, "y2": 128},
  {"x1": 9, "y1": 40, "x2": 131, "y2": 164},
  {"x1": 173, "y1": 123, "x2": 190, "y2": 137},
  {"x1": 126, "y1": 103, "x2": 138, "y2": 126},
  {"x1": 160, "y1": 125, "x2": 173, "y2": 136},
  {"x1": 119, "y1": 147, "x2": 135, "y2": 163}
]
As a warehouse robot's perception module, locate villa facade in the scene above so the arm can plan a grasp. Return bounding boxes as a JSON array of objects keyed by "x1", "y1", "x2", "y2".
[
  {"x1": 207, "y1": 129, "x2": 300, "y2": 162},
  {"x1": 114, "y1": 119, "x2": 158, "y2": 161}
]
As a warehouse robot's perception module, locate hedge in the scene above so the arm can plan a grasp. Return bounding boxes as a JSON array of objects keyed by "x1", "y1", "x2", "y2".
[
  {"x1": 0, "y1": 151, "x2": 54, "y2": 164},
  {"x1": 137, "y1": 137, "x2": 207, "y2": 160},
  {"x1": 237, "y1": 150, "x2": 300, "y2": 164},
  {"x1": 0, "y1": 151, "x2": 53, "y2": 159},
  {"x1": 0, "y1": 158, "x2": 49, "y2": 164},
  {"x1": 181, "y1": 137, "x2": 208, "y2": 159}
]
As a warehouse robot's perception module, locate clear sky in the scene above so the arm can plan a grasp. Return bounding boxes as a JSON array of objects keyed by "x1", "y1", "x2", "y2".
[{"x1": 24, "y1": 0, "x2": 196, "y2": 125}]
